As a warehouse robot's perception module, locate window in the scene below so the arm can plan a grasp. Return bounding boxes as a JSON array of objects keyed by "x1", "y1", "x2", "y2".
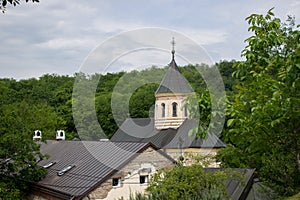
[
  {"x1": 60, "y1": 131, "x2": 64, "y2": 137},
  {"x1": 161, "y1": 103, "x2": 165, "y2": 117},
  {"x1": 172, "y1": 102, "x2": 177, "y2": 117},
  {"x1": 37, "y1": 131, "x2": 41, "y2": 136},
  {"x1": 140, "y1": 175, "x2": 149, "y2": 184},
  {"x1": 57, "y1": 164, "x2": 75, "y2": 176},
  {"x1": 184, "y1": 106, "x2": 188, "y2": 117},
  {"x1": 112, "y1": 177, "x2": 121, "y2": 187}
]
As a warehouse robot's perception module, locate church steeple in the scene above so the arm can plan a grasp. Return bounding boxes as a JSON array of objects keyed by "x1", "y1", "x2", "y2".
[
  {"x1": 154, "y1": 39, "x2": 193, "y2": 130},
  {"x1": 155, "y1": 38, "x2": 193, "y2": 95}
]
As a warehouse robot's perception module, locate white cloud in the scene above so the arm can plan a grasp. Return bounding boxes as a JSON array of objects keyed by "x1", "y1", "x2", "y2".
[
  {"x1": 180, "y1": 29, "x2": 228, "y2": 45},
  {"x1": 0, "y1": 0, "x2": 299, "y2": 79},
  {"x1": 35, "y1": 38, "x2": 96, "y2": 50}
]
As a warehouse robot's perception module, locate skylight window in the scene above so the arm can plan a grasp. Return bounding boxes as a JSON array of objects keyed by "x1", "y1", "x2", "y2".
[
  {"x1": 57, "y1": 164, "x2": 75, "y2": 176},
  {"x1": 43, "y1": 161, "x2": 56, "y2": 169}
]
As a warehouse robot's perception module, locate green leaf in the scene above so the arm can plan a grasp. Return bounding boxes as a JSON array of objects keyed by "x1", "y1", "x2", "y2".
[{"x1": 227, "y1": 119, "x2": 235, "y2": 127}]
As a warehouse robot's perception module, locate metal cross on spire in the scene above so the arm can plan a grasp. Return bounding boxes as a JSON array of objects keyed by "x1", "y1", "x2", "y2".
[{"x1": 171, "y1": 37, "x2": 175, "y2": 60}]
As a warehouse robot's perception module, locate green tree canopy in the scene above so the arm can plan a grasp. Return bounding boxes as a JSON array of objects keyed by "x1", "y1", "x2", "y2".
[
  {"x1": 146, "y1": 164, "x2": 230, "y2": 200},
  {"x1": 217, "y1": 8, "x2": 300, "y2": 196},
  {"x1": 120, "y1": 163, "x2": 241, "y2": 200},
  {"x1": 0, "y1": 101, "x2": 60, "y2": 198}
]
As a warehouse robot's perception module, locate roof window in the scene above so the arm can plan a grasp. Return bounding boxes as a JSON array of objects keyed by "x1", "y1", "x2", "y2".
[
  {"x1": 43, "y1": 161, "x2": 56, "y2": 169},
  {"x1": 57, "y1": 164, "x2": 75, "y2": 176}
]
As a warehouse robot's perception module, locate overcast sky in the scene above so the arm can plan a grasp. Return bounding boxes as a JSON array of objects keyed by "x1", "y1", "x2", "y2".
[{"x1": 0, "y1": 0, "x2": 299, "y2": 79}]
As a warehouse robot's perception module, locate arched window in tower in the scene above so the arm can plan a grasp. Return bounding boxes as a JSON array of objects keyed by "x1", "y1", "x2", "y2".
[
  {"x1": 184, "y1": 106, "x2": 188, "y2": 117},
  {"x1": 161, "y1": 103, "x2": 165, "y2": 117},
  {"x1": 172, "y1": 102, "x2": 177, "y2": 117}
]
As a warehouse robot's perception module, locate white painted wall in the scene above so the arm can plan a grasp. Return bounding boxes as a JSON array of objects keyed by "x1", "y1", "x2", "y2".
[{"x1": 105, "y1": 168, "x2": 151, "y2": 200}]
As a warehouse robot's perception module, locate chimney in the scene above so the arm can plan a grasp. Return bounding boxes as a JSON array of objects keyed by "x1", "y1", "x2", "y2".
[
  {"x1": 33, "y1": 130, "x2": 42, "y2": 141},
  {"x1": 56, "y1": 130, "x2": 65, "y2": 140}
]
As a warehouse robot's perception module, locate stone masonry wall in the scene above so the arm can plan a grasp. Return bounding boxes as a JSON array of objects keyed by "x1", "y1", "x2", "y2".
[{"x1": 165, "y1": 148, "x2": 220, "y2": 167}]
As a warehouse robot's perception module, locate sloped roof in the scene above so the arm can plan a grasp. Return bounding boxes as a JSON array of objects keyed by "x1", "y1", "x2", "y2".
[
  {"x1": 110, "y1": 118, "x2": 226, "y2": 149},
  {"x1": 155, "y1": 57, "x2": 193, "y2": 94},
  {"x1": 34, "y1": 140, "x2": 174, "y2": 199},
  {"x1": 204, "y1": 168, "x2": 255, "y2": 200}
]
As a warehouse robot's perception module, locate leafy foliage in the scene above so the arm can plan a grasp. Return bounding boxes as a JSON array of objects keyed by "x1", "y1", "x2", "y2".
[
  {"x1": 121, "y1": 163, "x2": 241, "y2": 200},
  {"x1": 147, "y1": 164, "x2": 232, "y2": 200},
  {"x1": 183, "y1": 62, "x2": 232, "y2": 139},
  {"x1": 217, "y1": 8, "x2": 300, "y2": 196},
  {"x1": 0, "y1": 101, "x2": 49, "y2": 198},
  {"x1": 0, "y1": 75, "x2": 71, "y2": 198},
  {"x1": 129, "y1": 83, "x2": 158, "y2": 118},
  {"x1": 0, "y1": 0, "x2": 39, "y2": 13},
  {"x1": 147, "y1": 164, "x2": 229, "y2": 200}
]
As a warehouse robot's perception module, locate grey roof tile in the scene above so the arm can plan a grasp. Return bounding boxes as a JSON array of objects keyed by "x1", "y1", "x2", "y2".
[
  {"x1": 111, "y1": 118, "x2": 226, "y2": 149},
  {"x1": 155, "y1": 58, "x2": 193, "y2": 94}
]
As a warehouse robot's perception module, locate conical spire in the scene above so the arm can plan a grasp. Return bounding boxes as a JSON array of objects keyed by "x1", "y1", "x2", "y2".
[{"x1": 155, "y1": 38, "x2": 193, "y2": 95}]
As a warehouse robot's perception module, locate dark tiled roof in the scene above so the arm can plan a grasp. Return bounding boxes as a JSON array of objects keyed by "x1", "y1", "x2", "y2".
[
  {"x1": 155, "y1": 58, "x2": 193, "y2": 94},
  {"x1": 35, "y1": 141, "x2": 174, "y2": 199},
  {"x1": 204, "y1": 168, "x2": 255, "y2": 200},
  {"x1": 110, "y1": 118, "x2": 226, "y2": 149}
]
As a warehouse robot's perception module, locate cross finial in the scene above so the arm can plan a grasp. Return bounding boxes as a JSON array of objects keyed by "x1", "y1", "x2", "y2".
[{"x1": 171, "y1": 37, "x2": 175, "y2": 59}]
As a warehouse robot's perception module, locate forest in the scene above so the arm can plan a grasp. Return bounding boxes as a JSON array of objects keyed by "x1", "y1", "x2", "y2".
[
  {"x1": 0, "y1": 60, "x2": 235, "y2": 140},
  {"x1": 0, "y1": 9, "x2": 299, "y2": 199}
]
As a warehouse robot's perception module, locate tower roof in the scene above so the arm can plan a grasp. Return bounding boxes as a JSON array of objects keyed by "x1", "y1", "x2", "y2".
[{"x1": 155, "y1": 47, "x2": 193, "y2": 95}]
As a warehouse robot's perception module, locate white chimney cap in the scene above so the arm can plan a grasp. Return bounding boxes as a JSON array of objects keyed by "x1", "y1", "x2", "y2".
[
  {"x1": 33, "y1": 130, "x2": 42, "y2": 140},
  {"x1": 56, "y1": 130, "x2": 65, "y2": 140}
]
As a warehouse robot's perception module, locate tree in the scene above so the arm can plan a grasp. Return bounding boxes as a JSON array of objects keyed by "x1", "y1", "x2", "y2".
[
  {"x1": 120, "y1": 163, "x2": 240, "y2": 200},
  {"x1": 1, "y1": 0, "x2": 39, "y2": 13},
  {"x1": 216, "y1": 60, "x2": 237, "y2": 93},
  {"x1": 129, "y1": 83, "x2": 158, "y2": 118},
  {"x1": 217, "y1": 9, "x2": 300, "y2": 196},
  {"x1": 0, "y1": 131, "x2": 46, "y2": 199},
  {"x1": 0, "y1": 101, "x2": 57, "y2": 198},
  {"x1": 147, "y1": 164, "x2": 230, "y2": 200},
  {"x1": 183, "y1": 64, "x2": 226, "y2": 140}
]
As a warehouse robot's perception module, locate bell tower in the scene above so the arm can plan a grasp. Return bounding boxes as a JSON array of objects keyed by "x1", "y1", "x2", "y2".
[{"x1": 154, "y1": 38, "x2": 193, "y2": 129}]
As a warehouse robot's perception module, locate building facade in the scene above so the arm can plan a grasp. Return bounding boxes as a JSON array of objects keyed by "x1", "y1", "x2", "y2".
[{"x1": 30, "y1": 141, "x2": 175, "y2": 200}]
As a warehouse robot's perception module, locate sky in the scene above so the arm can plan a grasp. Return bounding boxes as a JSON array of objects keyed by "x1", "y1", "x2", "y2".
[{"x1": 0, "y1": 0, "x2": 299, "y2": 79}]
